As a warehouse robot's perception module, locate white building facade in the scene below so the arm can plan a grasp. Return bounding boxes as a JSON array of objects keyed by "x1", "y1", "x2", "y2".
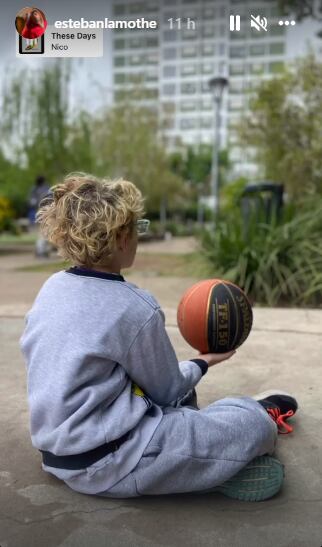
[{"x1": 112, "y1": 0, "x2": 322, "y2": 175}]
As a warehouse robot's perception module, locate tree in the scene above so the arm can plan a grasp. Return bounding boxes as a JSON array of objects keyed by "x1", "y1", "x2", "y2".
[
  {"x1": 0, "y1": 62, "x2": 97, "y2": 213},
  {"x1": 92, "y1": 99, "x2": 184, "y2": 220},
  {"x1": 1, "y1": 62, "x2": 72, "y2": 181},
  {"x1": 0, "y1": 66, "x2": 183, "y2": 222},
  {"x1": 278, "y1": 0, "x2": 322, "y2": 21},
  {"x1": 169, "y1": 144, "x2": 230, "y2": 203},
  {"x1": 239, "y1": 55, "x2": 322, "y2": 201}
]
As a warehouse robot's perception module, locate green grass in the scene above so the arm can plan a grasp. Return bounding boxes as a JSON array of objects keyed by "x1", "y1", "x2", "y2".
[
  {"x1": 17, "y1": 260, "x2": 69, "y2": 273},
  {"x1": 16, "y1": 251, "x2": 210, "y2": 278},
  {"x1": 0, "y1": 233, "x2": 37, "y2": 245}
]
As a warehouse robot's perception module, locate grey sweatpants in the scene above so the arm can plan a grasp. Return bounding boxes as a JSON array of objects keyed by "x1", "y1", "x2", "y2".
[{"x1": 97, "y1": 395, "x2": 278, "y2": 498}]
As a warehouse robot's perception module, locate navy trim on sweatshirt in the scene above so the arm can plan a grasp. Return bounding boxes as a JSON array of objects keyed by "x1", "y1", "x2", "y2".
[
  {"x1": 190, "y1": 358, "x2": 208, "y2": 376},
  {"x1": 66, "y1": 266, "x2": 125, "y2": 282}
]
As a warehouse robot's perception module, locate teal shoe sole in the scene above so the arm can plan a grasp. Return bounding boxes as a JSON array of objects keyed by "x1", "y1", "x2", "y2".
[{"x1": 213, "y1": 455, "x2": 285, "y2": 502}]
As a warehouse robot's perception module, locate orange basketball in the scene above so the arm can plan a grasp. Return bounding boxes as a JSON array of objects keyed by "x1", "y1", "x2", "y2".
[{"x1": 177, "y1": 279, "x2": 253, "y2": 353}]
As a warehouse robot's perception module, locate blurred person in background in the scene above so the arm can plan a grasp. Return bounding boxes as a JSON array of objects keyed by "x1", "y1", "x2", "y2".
[{"x1": 28, "y1": 175, "x2": 52, "y2": 258}]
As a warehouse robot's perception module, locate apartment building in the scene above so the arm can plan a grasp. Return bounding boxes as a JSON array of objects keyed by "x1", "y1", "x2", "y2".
[{"x1": 112, "y1": 0, "x2": 322, "y2": 174}]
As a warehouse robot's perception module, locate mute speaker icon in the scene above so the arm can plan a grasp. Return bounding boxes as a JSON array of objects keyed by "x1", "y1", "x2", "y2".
[{"x1": 250, "y1": 14, "x2": 268, "y2": 31}]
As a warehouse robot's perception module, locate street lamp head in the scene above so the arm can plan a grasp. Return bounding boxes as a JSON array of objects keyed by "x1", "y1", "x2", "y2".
[{"x1": 209, "y1": 76, "x2": 229, "y2": 102}]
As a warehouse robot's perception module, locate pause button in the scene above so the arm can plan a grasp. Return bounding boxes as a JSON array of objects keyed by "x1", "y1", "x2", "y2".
[{"x1": 230, "y1": 15, "x2": 241, "y2": 31}]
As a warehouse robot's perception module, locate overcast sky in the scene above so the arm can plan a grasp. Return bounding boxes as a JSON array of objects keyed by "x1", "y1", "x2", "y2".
[{"x1": 0, "y1": 0, "x2": 113, "y2": 113}]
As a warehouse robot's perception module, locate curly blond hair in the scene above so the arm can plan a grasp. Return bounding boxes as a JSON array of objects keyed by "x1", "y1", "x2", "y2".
[{"x1": 36, "y1": 173, "x2": 144, "y2": 266}]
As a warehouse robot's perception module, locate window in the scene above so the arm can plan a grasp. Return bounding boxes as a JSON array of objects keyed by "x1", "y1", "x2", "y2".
[
  {"x1": 202, "y1": 25, "x2": 215, "y2": 38},
  {"x1": 146, "y1": 69, "x2": 158, "y2": 81},
  {"x1": 182, "y1": 46, "x2": 198, "y2": 58},
  {"x1": 230, "y1": 46, "x2": 246, "y2": 58},
  {"x1": 181, "y1": 82, "x2": 197, "y2": 94},
  {"x1": 231, "y1": 32, "x2": 246, "y2": 40},
  {"x1": 163, "y1": 65, "x2": 176, "y2": 77},
  {"x1": 229, "y1": 98, "x2": 244, "y2": 111},
  {"x1": 143, "y1": 89, "x2": 159, "y2": 99},
  {"x1": 114, "y1": 56, "x2": 125, "y2": 67},
  {"x1": 128, "y1": 74, "x2": 143, "y2": 85},
  {"x1": 269, "y1": 43, "x2": 285, "y2": 55},
  {"x1": 146, "y1": 52, "x2": 158, "y2": 64},
  {"x1": 249, "y1": 62, "x2": 265, "y2": 75},
  {"x1": 129, "y1": 55, "x2": 144, "y2": 66},
  {"x1": 181, "y1": 101, "x2": 197, "y2": 112},
  {"x1": 114, "y1": 39, "x2": 125, "y2": 50},
  {"x1": 162, "y1": 102, "x2": 176, "y2": 114},
  {"x1": 202, "y1": 44, "x2": 215, "y2": 56},
  {"x1": 250, "y1": 44, "x2": 266, "y2": 56},
  {"x1": 182, "y1": 29, "x2": 197, "y2": 40},
  {"x1": 229, "y1": 63, "x2": 245, "y2": 75},
  {"x1": 201, "y1": 99, "x2": 212, "y2": 110},
  {"x1": 270, "y1": 6, "x2": 282, "y2": 17},
  {"x1": 164, "y1": 12, "x2": 177, "y2": 22},
  {"x1": 181, "y1": 64, "x2": 197, "y2": 76},
  {"x1": 218, "y1": 43, "x2": 226, "y2": 56},
  {"x1": 163, "y1": 117, "x2": 175, "y2": 129},
  {"x1": 114, "y1": 73, "x2": 126, "y2": 84},
  {"x1": 269, "y1": 61, "x2": 284, "y2": 73},
  {"x1": 163, "y1": 84, "x2": 176, "y2": 95},
  {"x1": 270, "y1": 25, "x2": 285, "y2": 36},
  {"x1": 113, "y1": 4, "x2": 126, "y2": 15},
  {"x1": 202, "y1": 63, "x2": 214, "y2": 74},
  {"x1": 164, "y1": 30, "x2": 177, "y2": 42},
  {"x1": 248, "y1": 4, "x2": 268, "y2": 15},
  {"x1": 129, "y1": 38, "x2": 144, "y2": 48},
  {"x1": 129, "y1": 2, "x2": 146, "y2": 14},
  {"x1": 185, "y1": 9, "x2": 197, "y2": 18},
  {"x1": 115, "y1": 90, "x2": 127, "y2": 102},
  {"x1": 201, "y1": 118, "x2": 213, "y2": 128},
  {"x1": 229, "y1": 81, "x2": 244, "y2": 94},
  {"x1": 147, "y1": 1, "x2": 158, "y2": 11},
  {"x1": 164, "y1": 48, "x2": 177, "y2": 60},
  {"x1": 147, "y1": 37, "x2": 158, "y2": 48},
  {"x1": 203, "y1": 7, "x2": 215, "y2": 18},
  {"x1": 180, "y1": 119, "x2": 197, "y2": 130}
]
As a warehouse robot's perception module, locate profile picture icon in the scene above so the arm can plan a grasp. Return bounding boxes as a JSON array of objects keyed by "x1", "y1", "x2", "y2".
[
  {"x1": 15, "y1": 7, "x2": 47, "y2": 38},
  {"x1": 15, "y1": 7, "x2": 47, "y2": 51}
]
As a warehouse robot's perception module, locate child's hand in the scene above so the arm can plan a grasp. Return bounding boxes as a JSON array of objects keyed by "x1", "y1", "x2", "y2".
[{"x1": 198, "y1": 350, "x2": 236, "y2": 368}]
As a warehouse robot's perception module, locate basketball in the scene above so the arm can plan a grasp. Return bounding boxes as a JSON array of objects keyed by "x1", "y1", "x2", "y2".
[{"x1": 177, "y1": 279, "x2": 253, "y2": 353}]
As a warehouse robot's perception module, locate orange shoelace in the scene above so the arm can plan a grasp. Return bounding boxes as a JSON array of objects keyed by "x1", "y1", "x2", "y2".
[{"x1": 267, "y1": 408, "x2": 295, "y2": 434}]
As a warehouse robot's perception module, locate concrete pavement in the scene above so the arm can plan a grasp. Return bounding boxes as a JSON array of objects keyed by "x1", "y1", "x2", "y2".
[{"x1": 0, "y1": 245, "x2": 322, "y2": 547}]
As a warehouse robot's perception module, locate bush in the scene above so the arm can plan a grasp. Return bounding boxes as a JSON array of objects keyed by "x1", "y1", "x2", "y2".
[
  {"x1": 221, "y1": 177, "x2": 249, "y2": 213},
  {"x1": 149, "y1": 220, "x2": 196, "y2": 237},
  {"x1": 199, "y1": 201, "x2": 322, "y2": 307},
  {"x1": 0, "y1": 196, "x2": 16, "y2": 233}
]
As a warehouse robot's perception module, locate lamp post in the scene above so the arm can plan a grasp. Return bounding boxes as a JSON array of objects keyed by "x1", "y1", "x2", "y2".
[{"x1": 208, "y1": 76, "x2": 228, "y2": 219}]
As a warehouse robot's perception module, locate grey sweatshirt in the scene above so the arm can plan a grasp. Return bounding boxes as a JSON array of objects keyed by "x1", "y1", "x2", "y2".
[{"x1": 20, "y1": 267, "x2": 208, "y2": 493}]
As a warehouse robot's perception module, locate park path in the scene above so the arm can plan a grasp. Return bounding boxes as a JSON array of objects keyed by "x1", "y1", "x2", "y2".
[
  {"x1": 0, "y1": 237, "x2": 199, "y2": 316},
  {"x1": 1, "y1": 238, "x2": 322, "y2": 546}
]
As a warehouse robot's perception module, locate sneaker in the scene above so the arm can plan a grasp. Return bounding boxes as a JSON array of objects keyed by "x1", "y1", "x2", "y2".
[
  {"x1": 214, "y1": 455, "x2": 284, "y2": 502},
  {"x1": 253, "y1": 390, "x2": 298, "y2": 435}
]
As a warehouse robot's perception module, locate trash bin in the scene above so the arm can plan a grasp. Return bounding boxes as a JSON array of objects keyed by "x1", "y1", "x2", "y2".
[{"x1": 240, "y1": 182, "x2": 284, "y2": 226}]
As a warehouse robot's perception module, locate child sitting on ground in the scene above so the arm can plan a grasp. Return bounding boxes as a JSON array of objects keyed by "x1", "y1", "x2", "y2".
[{"x1": 20, "y1": 173, "x2": 298, "y2": 501}]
